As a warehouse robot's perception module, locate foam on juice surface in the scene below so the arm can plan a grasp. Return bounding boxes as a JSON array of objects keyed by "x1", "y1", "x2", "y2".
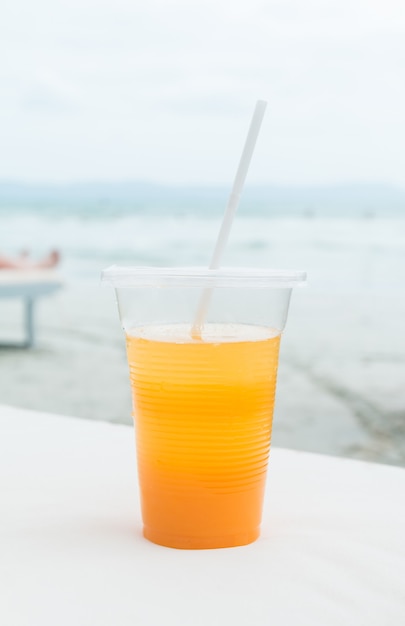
[{"x1": 127, "y1": 322, "x2": 279, "y2": 344}]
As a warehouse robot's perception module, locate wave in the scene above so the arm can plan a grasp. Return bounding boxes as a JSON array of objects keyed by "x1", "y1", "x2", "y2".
[
  {"x1": 2, "y1": 213, "x2": 405, "y2": 293},
  {"x1": 1, "y1": 182, "x2": 405, "y2": 218}
]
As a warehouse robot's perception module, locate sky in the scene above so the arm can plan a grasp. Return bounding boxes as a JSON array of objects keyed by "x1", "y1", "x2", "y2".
[{"x1": 1, "y1": 0, "x2": 405, "y2": 185}]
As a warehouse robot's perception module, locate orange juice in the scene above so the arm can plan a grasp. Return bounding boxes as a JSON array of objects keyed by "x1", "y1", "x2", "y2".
[{"x1": 126, "y1": 323, "x2": 281, "y2": 549}]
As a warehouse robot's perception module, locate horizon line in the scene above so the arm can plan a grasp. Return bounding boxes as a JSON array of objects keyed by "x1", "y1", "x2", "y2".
[{"x1": 1, "y1": 179, "x2": 405, "y2": 191}]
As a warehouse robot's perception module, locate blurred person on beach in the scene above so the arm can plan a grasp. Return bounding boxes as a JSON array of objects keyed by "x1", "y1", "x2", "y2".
[{"x1": 0, "y1": 250, "x2": 60, "y2": 270}]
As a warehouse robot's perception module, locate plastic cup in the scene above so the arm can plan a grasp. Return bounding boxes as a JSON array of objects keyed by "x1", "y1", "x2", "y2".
[{"x1": 102, "y1": 266, "x2": 306, "y2": 549}]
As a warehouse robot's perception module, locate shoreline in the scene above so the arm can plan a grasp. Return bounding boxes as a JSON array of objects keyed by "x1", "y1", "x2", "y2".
[{"x1": 1, "y1": 284, "x2": 404, "y2": 467}]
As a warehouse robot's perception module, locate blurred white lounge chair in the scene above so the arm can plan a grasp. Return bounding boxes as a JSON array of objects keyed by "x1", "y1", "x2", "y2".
[{"x1": 0, "y1": 270, "x2": 63, "y2": 348}]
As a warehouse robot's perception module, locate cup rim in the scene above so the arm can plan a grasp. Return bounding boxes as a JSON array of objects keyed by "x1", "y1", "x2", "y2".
[{"x1": 101, "y1": 265, "x2": 307, "y2": 289}]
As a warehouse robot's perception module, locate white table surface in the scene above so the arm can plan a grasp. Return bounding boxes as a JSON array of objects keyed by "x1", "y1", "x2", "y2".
[{"x1": 1, "y1": 404, "x2": 404, "y2": 626}]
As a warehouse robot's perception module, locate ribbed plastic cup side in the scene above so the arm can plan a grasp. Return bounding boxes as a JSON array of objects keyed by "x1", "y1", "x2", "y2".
[{"x1": 126, "y1": 324, "x2": 280, "y2": 549}]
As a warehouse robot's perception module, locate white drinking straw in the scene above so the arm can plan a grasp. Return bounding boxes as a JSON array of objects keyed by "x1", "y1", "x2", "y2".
[{"x1": 191, "y1": 99, "x2": 267, "y2": 338}]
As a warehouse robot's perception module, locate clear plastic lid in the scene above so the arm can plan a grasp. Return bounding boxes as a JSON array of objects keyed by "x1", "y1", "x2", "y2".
[{"x1": 101, "y1": 266, "x2": 307, "y2": 289}]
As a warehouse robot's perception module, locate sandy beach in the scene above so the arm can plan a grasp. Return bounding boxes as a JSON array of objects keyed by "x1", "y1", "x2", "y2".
[{"x1": 1, "y1": 274, "x2": 404, "y2": 467}]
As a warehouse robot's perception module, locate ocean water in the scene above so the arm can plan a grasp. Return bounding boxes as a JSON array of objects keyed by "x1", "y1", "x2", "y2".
[
  {"x1": 1, "y1": 207, "x2": 405, "y2": 295},
  {"x1": 1, "y1": 203, "x2": 405, "y2": 464}
]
